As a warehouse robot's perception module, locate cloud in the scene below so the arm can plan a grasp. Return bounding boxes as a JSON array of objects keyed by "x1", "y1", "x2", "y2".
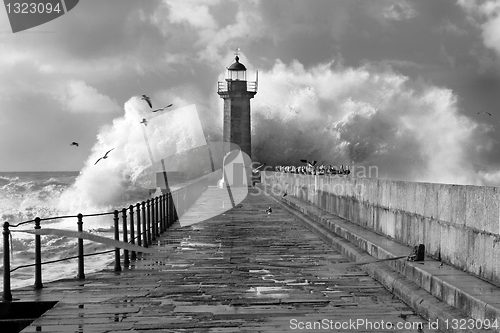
[
  {"x1": 382, "y1": 1, "x2": 417, "y2": 21},
  {"x1": 251, "y1": 58, "x2": 492, "y2": 185},
  {"x1": 361, "y1": 0, "x2": 417, "y2": 27},
  {"x1": 259, "y1": 0, "x2": 352, "y2": 41},
  {"x1": 457, "y1": 0, "x2": 500, "y2": 57},
  {"x1": 439, "y1": 44, "x2": 456, "y2": 68},
  {"x1": 434, "y1": 18, "x2": 468, "y2": 36},
  {"x1": 377, "y1": 59, "x2": 427, "y2": 69},
  {"x1": 166, "y1": 0, "x2": 219, "y2": 30},
  {"x1": 57, "y1": 80, "x2": 121, "y2": 113},
  {"x1": 159, "y1": 0, "x2": 264, "y2": 67},
  {"x1": 159, "y1": 0, "x2": 354, "y2": 68}
]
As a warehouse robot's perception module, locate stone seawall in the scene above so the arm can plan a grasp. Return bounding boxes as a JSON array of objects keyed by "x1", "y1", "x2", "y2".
[{"x1": 262, "y1": 171, "x2": 500, "y2": 286}]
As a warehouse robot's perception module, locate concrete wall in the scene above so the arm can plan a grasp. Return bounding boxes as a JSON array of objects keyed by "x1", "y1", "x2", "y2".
[{"x1": 262, "y1": 172, "x2": 500, "y2": 285}]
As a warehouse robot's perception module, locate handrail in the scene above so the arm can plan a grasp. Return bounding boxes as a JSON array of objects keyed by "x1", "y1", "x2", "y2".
[
  {"x1": 10, "y1": 249, "x2": 115, "y2": 273},
  {"x1": 2, "y1": 176, "x2": 209, "y2": 301}
]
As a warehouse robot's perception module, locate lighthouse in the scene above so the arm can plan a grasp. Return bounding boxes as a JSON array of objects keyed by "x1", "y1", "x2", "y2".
[{"x1": 217, "y1": 52, "x2": 257, "y2": 159}]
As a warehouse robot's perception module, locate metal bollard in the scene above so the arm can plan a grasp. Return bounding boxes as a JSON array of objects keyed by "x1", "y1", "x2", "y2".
[
  {"x1": 141, "y1": 202, "x2": 148, "y2": 248},
  {"x1": 113, "y1": 210, "x2": 121, "y2": 272},
  {"x1": 3, "y1": 222, "x2": 12, "y2": 301},
  {"x1": 34, "y1": 217, "x2": 43, "y2": 289},
  {"x1": 122, "y1": 208, "x2": 129, "y2": 267},
  {"x1": 129, "y1": 205, "x2": 136, "y2": 260},
  {"x1": 77, "y1": 214, "x2": 85, "y2": 280}
]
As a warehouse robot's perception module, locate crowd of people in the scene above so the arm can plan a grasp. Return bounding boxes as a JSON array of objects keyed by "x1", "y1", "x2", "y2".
[{"x1": 274, "y1": 164, "x2": 351, "y2": 175}]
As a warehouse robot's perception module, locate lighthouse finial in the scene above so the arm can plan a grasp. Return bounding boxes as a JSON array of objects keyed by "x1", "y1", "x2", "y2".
[{"x1": 234, "y1": 47, "x2": 240, "y2": 62}]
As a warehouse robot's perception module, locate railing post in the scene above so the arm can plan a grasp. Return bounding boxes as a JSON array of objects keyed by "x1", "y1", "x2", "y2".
[
  {"x1": 160, "y1": 195, "x2": 165, "y2": 233},
  {"x1": 129, "y1": 205, "x2": 136, "y2": 260},
  {"x1": 174, "y1": 192, "x2": 179, "y2": 222},
  {"x1": 77, "y1": 214, "x2": 85, "y2": 280},
  {"x1": 3, "y1": 222, "x2": 12, "y2": 301},
  {"x1": 166, "y1": 194, "x2": 170, "y2": 228},
  {"x1": 146, "y1": 200, "x2": 152, "y2": 245},
  {"x1": 169, "y1": 193, "x2": 174, "y2": 227},
  {"x1": 34, "y1": 217, "x2": 43, "y2": 289},
  {"x1": 122, "y1": 208, "x2": 129, "y2": 267},
  {"x1": 151, "y1": 198, "x2": 156, "y2": 242},
  {"x1": 164, "y1": 194, "x2": 168, "y2": 230},
  {"x1": 136, "y1": 203, "x2": 142, "y2": 248},
  {"x1": 155, "y1": 197, "x2": 160, "y2": 237},
  {"x1": 141, "y1": 201, "x2": 148, "y2": 248},
  {"x1": 113, "y1": 210, "x2": 121, "y2": 272}
]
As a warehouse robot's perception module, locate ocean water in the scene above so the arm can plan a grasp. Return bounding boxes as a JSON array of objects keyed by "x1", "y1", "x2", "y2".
[{"x1": 0, "y1": 171, "x2": 118, "y2": 291}]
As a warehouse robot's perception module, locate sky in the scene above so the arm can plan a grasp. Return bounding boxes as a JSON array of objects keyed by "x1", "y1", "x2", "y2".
[{"x1": 1, "y1": 0, "x2": 500, "y2": 186}]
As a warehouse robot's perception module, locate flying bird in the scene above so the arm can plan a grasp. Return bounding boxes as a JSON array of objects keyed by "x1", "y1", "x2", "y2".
[
  {"x1": 152, "y1": 104, "x2": 173, "y2": 112},
  {"x1": 478, "y1": 111, "x2": 492, "y2": 116},
  {"x1": 264, "y1": 207, "x2": 272, "y2": 214},
  {"x1": 140, "y1": 119, "x2": 148, "y2": 126},
  {"x1": 252, "y1": 163, "x2": 267, "y2": 173},
  {"x1": 94, "y1": 148, "x2": 114, "y2": 165},
  {"x1": 70, "y1": 142, "x2": 79, "y2": 147},
  {"x1": 141, "y1": 95, "x2": 152, "y2": 108},
  {"x1": 300, "y1": 159, "x2": 317, "y2": 167}
]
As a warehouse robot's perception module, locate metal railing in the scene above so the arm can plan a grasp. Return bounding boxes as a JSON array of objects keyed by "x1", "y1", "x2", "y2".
[
  {"x1": 217, "y1": 81, "x2": 258, "y2": 93},
  {"x1": 1, "y1": 177, "x2": 208, "y2": 301}
]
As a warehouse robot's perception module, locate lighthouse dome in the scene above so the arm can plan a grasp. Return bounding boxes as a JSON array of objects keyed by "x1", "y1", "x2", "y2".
[
  {"x1": 226, "y1": 56, "x2": 246, "y2": 81},
  {"x1": 227, "y1": 56, "x2": 247, "y2": 71}
]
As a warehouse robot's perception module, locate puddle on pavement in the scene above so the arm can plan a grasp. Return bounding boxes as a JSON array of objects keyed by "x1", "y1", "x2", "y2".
[
  {"x1": 285, "y1": 279, "x2": 309, "y2": 286},
  {"x1": 249, "y1": 269, "x2": 270, "y2": 274},
  {"x1": 162, "y1": 238, "x2": 183, "y2": 245},
  {"x1": 245, "y1": 286, "x2": 292, "y2": 298},
  {"x1": 174, "y1": 304, "x2": 237, "y2": 314},
  {"x1": 343, "y1": 294, "x2": 396, "y2": 303},
  {"x1": 167, "y1": 263, "x2": 195, "y2": 268},
  {"x1": 179, "y1": 241, "x2": 221, "y2": 248},
  {"x1": 261, "y1": 274, "x2": 296, "y2": 284}
]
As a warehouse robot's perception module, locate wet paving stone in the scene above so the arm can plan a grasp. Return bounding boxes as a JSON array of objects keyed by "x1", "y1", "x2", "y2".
[{"x1": 18, "y1": 187, "x2": 441, "y2": 332}]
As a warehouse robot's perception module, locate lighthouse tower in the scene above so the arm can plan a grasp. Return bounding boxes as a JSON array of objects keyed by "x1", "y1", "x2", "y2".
[{"x1": 217, "y1": 52, "x2": 257, "y2": 159}]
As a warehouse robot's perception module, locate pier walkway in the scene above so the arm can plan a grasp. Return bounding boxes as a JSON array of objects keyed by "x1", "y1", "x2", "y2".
[{"x1": 14, "y1": 187, "x2": 443, "y2": 332}]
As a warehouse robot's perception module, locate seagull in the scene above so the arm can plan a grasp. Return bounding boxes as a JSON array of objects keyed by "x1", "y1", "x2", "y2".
[
  {"x1": 300, "y1": 159, "x2": 317, "y2": 167},
  {"x1": 94, "y1": 148, "x2": 114, "y2": 165},
  {"x1": 141, "y1": 95, "x2": 152, "y2": 108},
  {"x1": 70, "y1": 142, "x2": 79, "y2": 147},
  {"x1": 140, "y1": 119, "x2": 148, "y2": 126},
  {"x1": 152, "y1": 104, "x2": 173, "y2": 112},
  {"x1": 478, "y1": 111, "x2": 492, "y2": 116},
  {"x1": 252, "y1": 163, "x2": 267, "y2": 173}
]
